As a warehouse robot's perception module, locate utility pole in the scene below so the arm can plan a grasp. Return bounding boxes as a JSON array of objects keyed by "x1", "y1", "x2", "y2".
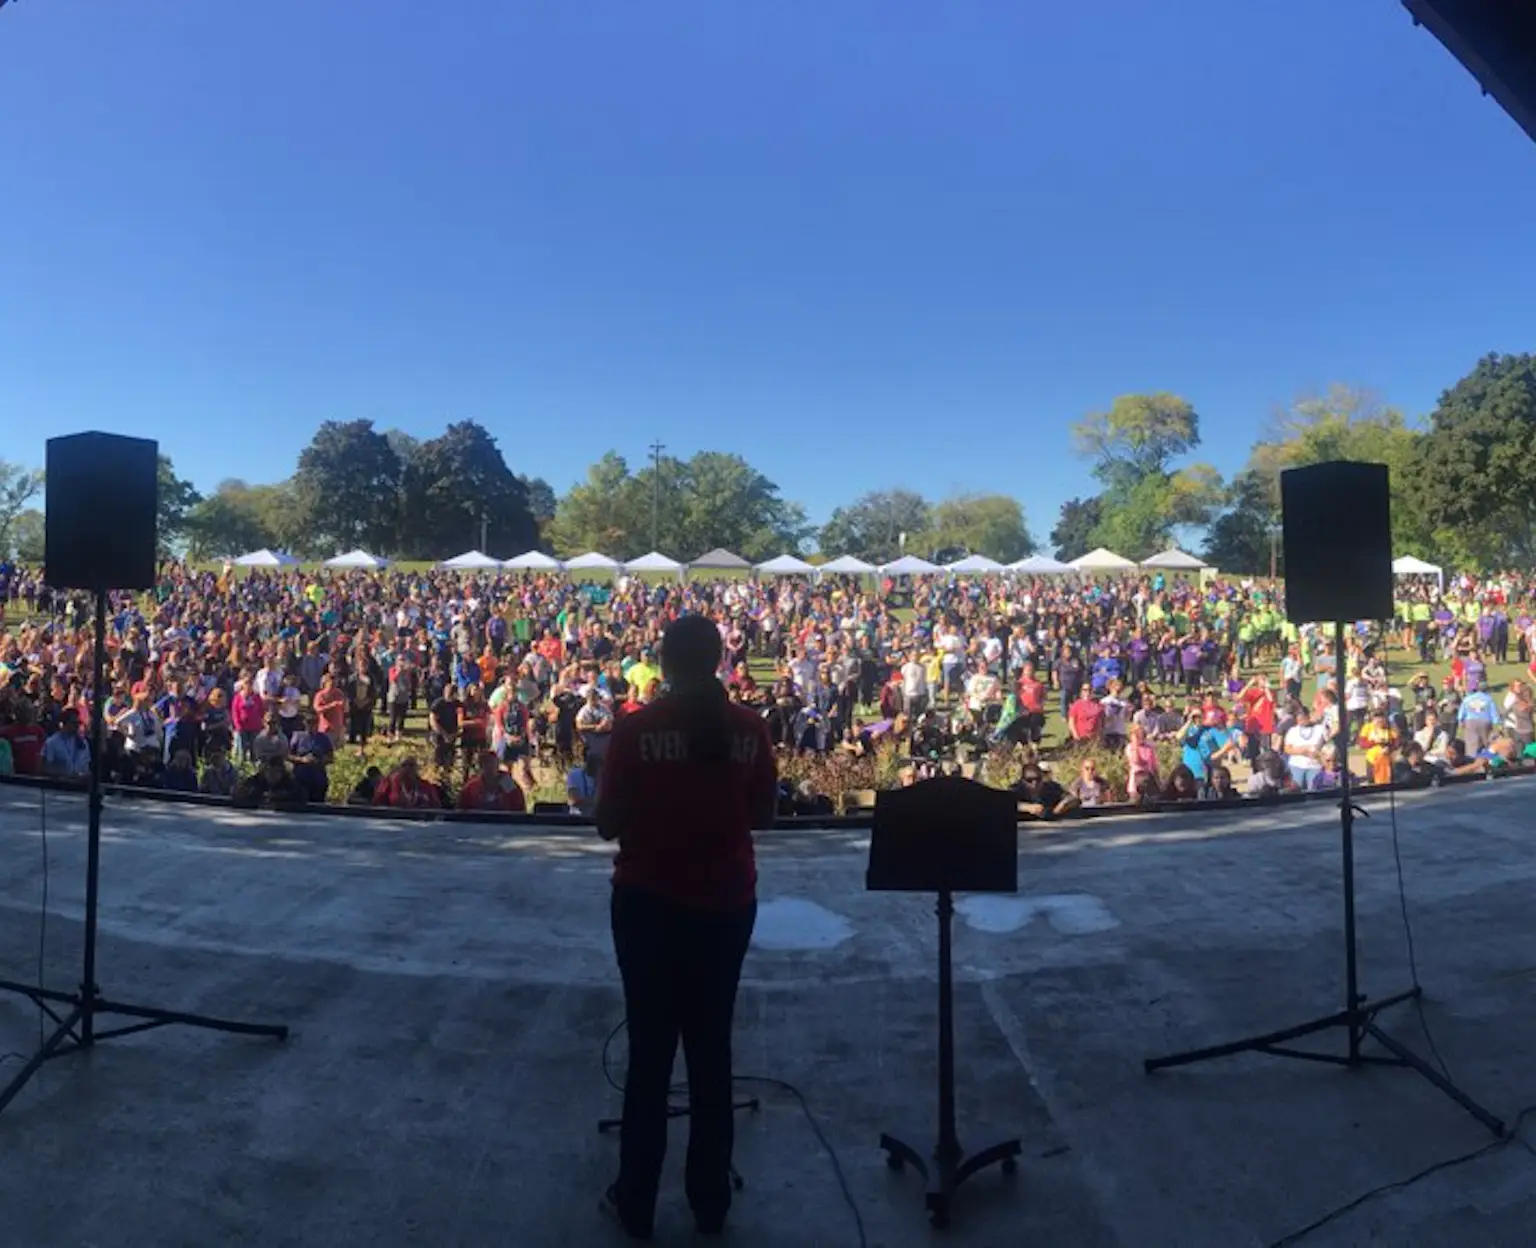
[
  {"x1": 649, "y1": 440, "x2": 665, "y2": 552},
  {"x1": 481, "y1": 508, "x2": 489, "y2": 554}
]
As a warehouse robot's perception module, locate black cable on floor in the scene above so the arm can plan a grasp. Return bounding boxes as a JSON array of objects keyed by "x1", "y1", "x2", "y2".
[
  {"x1": 1265, "y1": 1105, "x2": 1536, "y2": 1248},
  {"x1": 1380, "y1": 645, "x2": 1453, "y2": 1081},
  {"x1": 37, "y1": 790, "x2": 48, "y2": 1050},
  {"x1": 601, "y1": 1017, "x2": 868, "y2": 1248}
]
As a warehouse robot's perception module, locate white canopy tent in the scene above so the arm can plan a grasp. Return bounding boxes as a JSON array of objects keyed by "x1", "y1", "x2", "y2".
[
  {"x1": 323, "y1": 549, "x2": 390, "y2": 570},
  {"x1": 439, "y1": 550, "x2": 500, "y2": 570},
  {"x1": 563, "y1": 551, "x2": 621, "y2": 572},
  {"x1": 880, "y1": 555, "x2": 941, "y2": 576},
  {"x1": 231, "y1": 548, "x2": 299, "y2": 568},
  {"x1": 503, "y1": 550, "x2": 565, "y2": 571},
  {"x1": 1008, "y1": 553, "x2": 1072, "y2": 574},
  {"x1": 1392, "y1": 554, "x2": 1444, "y2": 591},
  {"x1": 1140, "y1": 548, "x2": 1208, "y2": 571},
  {"x1": 943, "y1": 554, "x2": 1004, "y2": 574},
  {"x1": 623, "y1": 551, "x2": 685, "y2": 576},
  {"x1": 1068, "y1": 547, "x2": 1137, "y2": 572},
  {"x1": 817, "y1": 555, "x2": 877, "y2": 576},
  {"x1": 690, "y1": 548, "x2": 753, "y2": 572},
  {"x1": 755, "y1": 553, "x2": 816, "y2": 576}
]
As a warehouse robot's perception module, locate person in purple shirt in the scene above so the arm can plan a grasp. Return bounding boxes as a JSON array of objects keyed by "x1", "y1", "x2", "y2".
[
  {"x1": 1128, "y1": 631, "x2": 1151, "y2": 686},
  {"x1": 1180, "y1": 639, "x2": 1203, "y2": 693}
]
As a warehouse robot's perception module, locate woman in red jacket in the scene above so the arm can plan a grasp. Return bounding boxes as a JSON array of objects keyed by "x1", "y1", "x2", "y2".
[{"x1": 596, "y1": 614, "x2": 777, "y2": 1241}]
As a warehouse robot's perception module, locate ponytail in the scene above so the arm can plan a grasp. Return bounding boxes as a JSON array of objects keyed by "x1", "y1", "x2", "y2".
[{"x1": 660, "y1": 613, "x2": 731, "y2": 764}]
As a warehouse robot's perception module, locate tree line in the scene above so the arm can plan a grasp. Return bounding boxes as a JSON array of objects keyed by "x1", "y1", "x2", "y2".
[{"x1": 2, "y1": 352, "x2": 1532, "y2": 571}]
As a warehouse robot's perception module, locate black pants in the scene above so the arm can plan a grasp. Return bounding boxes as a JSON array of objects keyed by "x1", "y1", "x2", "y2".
[{"x1": 611, "y1": 885, "x2": 756, "y2": 1232}]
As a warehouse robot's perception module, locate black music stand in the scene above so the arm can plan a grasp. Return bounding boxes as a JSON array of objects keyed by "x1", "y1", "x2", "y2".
[
  {"x1": 868, "y1": 775, "x2": 1022, "y2": 1229},
  {"x1": 1142, "y1": 619, "x2": 1503, "y2": 1137}
]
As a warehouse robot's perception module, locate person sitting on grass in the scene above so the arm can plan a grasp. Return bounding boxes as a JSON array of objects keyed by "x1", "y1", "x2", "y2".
[
  {"x1": 1066, "y1": 756, "x2": 1111, "y2": 808},
  {"x1": 1391, "y1": 741, "x2": 1436, "y2": 788},
  {"x1": 567, "y1": 749, "x2": 601, "y2": 816},
  {"x1": 232, "y1": 751, "x2": 308, "y2": 811},
  {"x1": 373, "y1": 755, "x2": 447, "y2": 810},
  {"x1": 1200, "y1": 763, "x2": 1239, "y2": 802},
  {"x1": 1012, "y1": 764, "x2": 1072, "y2": 819},
  {"x1": 347, "y1": 765, "x2": 384, "y2": 806},
  {"x1": 162, "y1": 747, "x2": 200, "y2": 793},
  {"x1": 41, "y1": 707, "x2": 91, "y2": 781},
  {"x1": 1162, "y1": 764, "x2": 1200, "y2": 802},
  {"x1": 199, "y1": 743, "x2": 239, "y2": 797},
  {"x1": 458, "y1": 749, "x2": 527, "y2": 813}
]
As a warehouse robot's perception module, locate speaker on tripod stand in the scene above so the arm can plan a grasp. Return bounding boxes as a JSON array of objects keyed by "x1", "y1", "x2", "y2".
[
  {"x1": 0, "y1": 432, "x2": 287, "y2": 1119},
  {"x1": 1141, "y1": 460, "x2": 1503, "y2": 1137}
]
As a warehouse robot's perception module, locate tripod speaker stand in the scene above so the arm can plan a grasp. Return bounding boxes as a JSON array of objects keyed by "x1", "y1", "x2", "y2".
[
  {"x1": 1142, "y1": 617, "x2": 1503, "y2": 1138},
  {"x1": 868, "y1": 776, "x2": 1022, "y2": 1230},
  {"x1": 0, "y1": 432, "x2": 286, "y2": 1120},
  {"x1": 0, "y1": 587, "x2": 289, "y2": 1117}
]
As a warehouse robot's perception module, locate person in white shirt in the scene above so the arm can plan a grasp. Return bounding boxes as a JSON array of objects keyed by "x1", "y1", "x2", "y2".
[
  {"x1": 899, "y1": 655, "x2": 929, "y2": 716},
  {"x1": 1283, "y1": 707, "x2": 1329, "y2": 788},
  {"x1": 965, "y1": 664, "x2": 1001, "y2": 715},
  {"x1": 114, "y1": 694, "x2": 163, "y2": 757}
]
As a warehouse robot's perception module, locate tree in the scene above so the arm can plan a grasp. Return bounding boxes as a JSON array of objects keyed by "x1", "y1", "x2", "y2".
[
  {"x1": 1249, "y1": 385, "x2": 1433, "y2": 559},
  {"x1": 548, "y1": 453, "x2": 647, "y2": 557},
  {"x1": 549, "y1": 451, "x2": 808, "y2": 561},
  {"x1": 1049, "y1": 497, "x2": 1101, "y2": 562},
  {"x1": 819, "y1": 489, "x2": 930, "y2": 564},
  {"x1": 292, "y1": 420, "x2": 402, "y2": 554},
  {"x1": 157, "y1": 456, "x2": 202, "y2": 555},
  {"x1": 0, "y1": 460, "x2": 44, "y2": 559},
  {"x1": 637, "y1": 451, "x2": 809, "y2": 561},
  {"x1": 920, "y1": 494, "x2": 1035, "y2": 563},
  {"x1": 1202, "y1": 470, "x2": 1279, "y2": 574},
  {"x1": 396, "y1": 421, "x2": 537, "y2": 559},
  {"x1": 1072, "y1": 393, "x2": 1200, "y2": 491},
  {"x1": 520, "y1": 476, "x2": 558, "y2": 526},
  {"x1": 9, "y1": 508, "x2": 44, "y2": 563},
  {"x1": 1407, "y1": 353, "x2": 1536, "y2": 569},
  {"x1": 184, "y1": 479, "x2": 308, "y2": 559}
]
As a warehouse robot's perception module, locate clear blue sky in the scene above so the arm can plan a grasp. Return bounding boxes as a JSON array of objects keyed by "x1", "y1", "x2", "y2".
[{"x1": 2, "y1": 0, "x2": 1534, "y2": 542}]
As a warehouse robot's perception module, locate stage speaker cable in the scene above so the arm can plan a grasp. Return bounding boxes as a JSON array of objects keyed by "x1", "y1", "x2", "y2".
[
  {"x1": 1265, "y1": 1103, "x2": 1536, "y2": 1248},
  {"x1": 0, "y1": 789, "x2": 49, "y2": 1067},
  {"x1": 601, "y1": 1016, "x2": 868, "y2": 1248}
]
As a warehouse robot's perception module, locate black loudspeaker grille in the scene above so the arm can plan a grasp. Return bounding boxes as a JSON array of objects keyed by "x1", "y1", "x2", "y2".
[
  {"x1": 45, "y1": 432, "x2": 160, "y2": 591},
  {"x1": 1280, "y1": 460, "x2": 1394, "y2": 625}
]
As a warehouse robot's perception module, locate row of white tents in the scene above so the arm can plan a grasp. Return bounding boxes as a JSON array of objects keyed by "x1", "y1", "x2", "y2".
[
  {"x1": 229, "y1": 545, "x2": 1213, "y2": 575},
  {"x1": 230, "y1": 545, "x2": 1446, "y2": 586}
]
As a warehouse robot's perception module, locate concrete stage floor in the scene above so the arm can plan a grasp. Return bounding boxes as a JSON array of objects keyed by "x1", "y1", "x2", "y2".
[{"x1": 2, "y1": 781, "x2": 1536, "y2": 1248}]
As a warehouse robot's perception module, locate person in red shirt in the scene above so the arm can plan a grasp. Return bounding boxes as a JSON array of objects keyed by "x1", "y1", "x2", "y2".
[
  {"x1": 596, "y1": 615, "x2": 777, "y2": 1241},
  {"x1": 1067, "y1": 688, "x2": 1104, "y2": 742},
  {"x1": 1013, "y1": 661, "x2": 1046, "y2": 746},
  {"x1": 0, "y1": 705, "x2": 47, "y2": 776},
  {"x1": 457, "y1": 750, "x2": 526, "y2": 813},
  {"x1": 372, "y1": 757, "x2": 445, "y2": 810}
]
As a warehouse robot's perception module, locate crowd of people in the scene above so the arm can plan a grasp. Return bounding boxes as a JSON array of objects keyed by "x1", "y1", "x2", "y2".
[{"x1": 0, "y1": 557, "x2": 1531, "y2": 819}]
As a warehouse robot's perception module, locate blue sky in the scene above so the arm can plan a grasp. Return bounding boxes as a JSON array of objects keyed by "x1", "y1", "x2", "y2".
[{"x1": 2, "y1": 0, "x2": 1534, "y2": 543}]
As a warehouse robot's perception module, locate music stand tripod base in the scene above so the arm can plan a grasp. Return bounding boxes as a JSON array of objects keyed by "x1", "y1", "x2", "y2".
[{"x1": 867, "y1": 777, "x2": 1024, "y2": 1229}]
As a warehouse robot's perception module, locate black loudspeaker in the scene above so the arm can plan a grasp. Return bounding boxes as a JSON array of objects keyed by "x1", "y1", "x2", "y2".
[
  {"x1": 45, "y1": 432, "x2": 160, "y2": 591},
  {"x1": 1281, "y1": 460, "x2": 1394, "y2": 625}
]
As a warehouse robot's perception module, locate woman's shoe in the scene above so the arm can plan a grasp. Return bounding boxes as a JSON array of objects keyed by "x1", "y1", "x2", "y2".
[{"x1": 599, "y1": 1184, "x2": 654, "y2": 1241}]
